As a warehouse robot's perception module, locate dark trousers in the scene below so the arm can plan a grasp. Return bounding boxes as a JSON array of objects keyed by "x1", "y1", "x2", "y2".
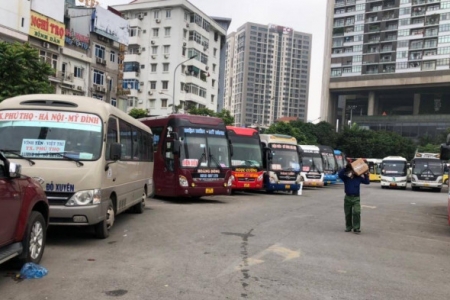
[{"x1": 344, "y1": 195, "x2": 361, "y2": 230}]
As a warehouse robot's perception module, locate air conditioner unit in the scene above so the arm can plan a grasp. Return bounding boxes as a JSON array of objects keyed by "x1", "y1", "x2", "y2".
[
  {"x1": 203, "y1": 47, "x2": 208, "y2": 51},
  {"x1": 148, "y1": 91, "x2": 153, "y2": 95},
  {"x1": 42, "y1": 42, "x2": 49, "y2": 48},
  {"x1": 96, "y1": 57, "x2": 103, "y2": 64},
  {"x1": 183, "y1": 42, "x2": 186, "y2": 47},
  {"x1": 138, "y1": 13, "x2": 144, "y2": 20},
  {"x1": 140, "y1": 81, "x2": 144, "y2": 85},
  {"x1": 101, "y1": 59, "x2": 107, "y2": 65},
  {"x1": 156, "y1": 19, "x2": 161, "y2": 23},
  {"x1": 151, "y1": 40, "x2": 156, "y2": 45},
  {"x1": 186, "y1": 23, "x2": 190, "y2": 28},
  {"x1": 138, "y1": 100, "x2": 143, "y2": 104},
  {"x1": 141, "y1": 47, "x2": 146, "y2": 51},
  {"x1": 205, "y1": 66, "x2": 209, "y2": 71},
  {"x1": 66, "y1": 74, "x2": 73, "y2": 81},
  {"x1": 185, "y1": 70, "x2": 190, "y2": 75},
  {"x1": 77, "y1": 86, "x2": 83, "y2": 91},
  {"x1": 138, "y1": 48, "x2": 142, "y2": 54},
  {"x1": 164, "y1": 54, "x2": 169, "y2": 58},
  {"x1": 138, "y1": 89, "x2": 142, "y2": 93},
  {"x1": 101, "y1": 87, "x2": 106, "y2": 92},
  {"x1": 152, "y1": 55, "x2": 156, "y2": 59}
]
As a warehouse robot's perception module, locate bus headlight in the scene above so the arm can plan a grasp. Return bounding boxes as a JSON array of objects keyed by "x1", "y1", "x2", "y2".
[
  {"x1": 269, "y1": 176, "x2": 277, "y2": 184},
  {"x1": 227, "y1": 175, "x2": 234, "y2": 187},
  {"x1": 179, "y1": 175, "x2": 189, "y2": 187},
  {"x1": 66, "y1": 189, "x2": 101, "y2": 206},
  {"x1": 257, "y1": 174, "x2": 263, "y2": 182}
]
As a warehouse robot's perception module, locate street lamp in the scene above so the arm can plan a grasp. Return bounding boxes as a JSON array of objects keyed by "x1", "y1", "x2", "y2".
[
  {"x1": 172, "y1": 55, "x2": 198, "y2": 114},
  {"x1": 347, "y1": 105, "x2": 357, "y2": 126}
]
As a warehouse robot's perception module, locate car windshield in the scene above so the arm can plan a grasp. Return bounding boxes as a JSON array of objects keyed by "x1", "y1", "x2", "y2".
[
  {"x1": 179, "y1": 127, "x2": 231, "y2": 168},
  {"x1": 230, "y1": 136, "x2": 262, "y2": 168},
  {"x1": 382, "y1": 161, "x2": 407, "y2": 175},
  {"x1": 0, "y1": 110, "x2": 103, "y2": 161},
  {"x1": 270, "y1": 148, "x2": 300, "y2": 171},
  {"x1": 301, "y1": 153, "x2": 323, "y2": 172},
  {"x1": 413, "y1": 160, "x2": 443, "y2": 175},
  {"x1": 321, "y1": 152, "x2": 336, "y2": 171}
]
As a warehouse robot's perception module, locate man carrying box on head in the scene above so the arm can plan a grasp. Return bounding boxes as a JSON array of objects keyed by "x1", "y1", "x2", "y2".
[{"x1": 338, "y1": 158, "x2": 370, "y2": 234}]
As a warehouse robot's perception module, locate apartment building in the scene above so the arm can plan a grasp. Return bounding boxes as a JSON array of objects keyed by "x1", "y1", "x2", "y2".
[
  {"x1": 113, "y1": 0, "x2": 228, "y2": 116},
  {"x1": 323, "y1": 0, "x2": 450, "y2": 139},
  {"x1": 0, "y1": 0, "x2": 30, "y2": 42},
  {"x1": 224, "y1": 22, "x2": 312, "y2": 127}
]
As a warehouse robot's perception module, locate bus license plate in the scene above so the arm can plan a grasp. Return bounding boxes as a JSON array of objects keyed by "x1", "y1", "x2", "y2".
[
  {"x1": 205, "y1": 188, "x2": 214, "y2": 194},
  {"x1": 424, "y1": 183, "x2": 429, "y2": 187},
  {"x1": 312, "y1": 182, "x2": 316, "y2": 186},
  {"x1": 285, "y1": 185, "x2": 290, "y2": 189},
  {"x1": 244, "y1": 184, "x2": 250, "y2": 188},
  {"x1": 390, "y1": 183, "x2": 397, "y2": 187}
]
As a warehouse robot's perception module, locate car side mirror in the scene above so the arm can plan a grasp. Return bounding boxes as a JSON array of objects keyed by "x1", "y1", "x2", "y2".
[
  {"x1": 110, "y1": 143, "x2": 122, "y2": 161},
  {"x1": 9, "y1": 162, "x2": 21, "y2": 178},
  {"x1": 172, "y1": 140, "x2": 181, "y2": 155}
]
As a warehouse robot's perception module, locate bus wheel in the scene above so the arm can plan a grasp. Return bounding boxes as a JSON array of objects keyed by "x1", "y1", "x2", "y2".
[
  {"x1": 133, "y1": 188, "x2": 146, "y2": 214},
  {"x1": 94, "y1": 200, "x2": 115, "y2": 239}
]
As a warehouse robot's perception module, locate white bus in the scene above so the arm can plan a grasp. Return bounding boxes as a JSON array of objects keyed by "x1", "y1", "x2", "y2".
[
  {"x1": 0, "y1": 95, "x2": 154, "y2": 238},
  {"x1": 298, "y1": 145, "x2": 325, "y2": 187},
  {"x1": 380, "y1": 156, "x2": 408, "y2": 189}
]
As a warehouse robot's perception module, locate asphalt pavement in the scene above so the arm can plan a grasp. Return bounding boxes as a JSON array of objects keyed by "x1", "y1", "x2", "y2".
[{"x1": 1, "y1": 183, "x2": 450, "y2": 300}]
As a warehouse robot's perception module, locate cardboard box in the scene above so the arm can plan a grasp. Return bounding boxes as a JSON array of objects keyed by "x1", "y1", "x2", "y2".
[{"x1": 351, "y1": 158, "x2": 369, "y2": 176}]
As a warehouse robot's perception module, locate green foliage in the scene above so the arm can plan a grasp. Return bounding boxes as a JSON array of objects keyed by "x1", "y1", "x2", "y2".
[
  {"x1": 265, "y1": 122, "x2": 307, "y2": 143},
  {"x1": 187, "y1": 107, "x2": 235, "y2": 125},
  {"x1": 128, "y1": 108, "x2": 149, "y2": 119},
  {"x1": 417, "y1": 143, "x2": 440, "y2": 153},
  {"x1": 0, "y1": 42, "x2": 54, "y2": 101}
]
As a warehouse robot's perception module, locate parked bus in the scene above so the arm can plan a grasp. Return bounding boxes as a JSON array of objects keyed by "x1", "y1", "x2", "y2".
[
  {"x1": 411, "y1": 153, "x2": 444, "y2": 192},
  {"x1": 439, "y1": 137, "x2": 450, "y2": 225},
  {"x1": 366, "y1": 158, "x2": 382, "y2": 182},
  {"x1": 318, "y1": 145, "x2": 338, "y2": 185},
  {"x1": 380, "y1": 156, "x2": 408, "y2": 189},
  {"x1": 334, "y1": 149, "x2": 346, "y2": 184},
  {"x1": 0, "y1": 94, "x2": 154, "y2": 238},
  {"x1": 140, "y1": 114, "x2": 232, "y2": 198},
  {"x1": 260, "y1": 134, "x2": 301, "y2": 193},
  {"x1": 298, "y1": 145, "x2": 325, "y2": 187},
  {"x1": 226, "y1": 126, "x2": 264, "y2": 191}
]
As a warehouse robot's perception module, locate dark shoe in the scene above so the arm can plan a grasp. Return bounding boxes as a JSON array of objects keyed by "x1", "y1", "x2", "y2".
[
  {"x1": 353, "y1": 229, "x2": 361, "y2": 234},
  {"x1": 345, "y1": 229, "x2": 352, "y2": 232}
]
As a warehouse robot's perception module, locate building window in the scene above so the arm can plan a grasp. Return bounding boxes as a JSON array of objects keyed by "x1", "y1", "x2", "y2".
[
  {"x1": 130, "y1": 27, "x2": 140, "y2": 37},
  {"x1": 162, "y1": 81, "x2": 169, "y2": 90},
  {"x1": 153, "y1": 28, "x2": 159, "y2": 37},
  {"x1": 161, "y1": 99, "x2": 168, "y2": 108},
  {"x1": 39, "y1": 50, "x2": 58, "y2": 69},
  {"x1": 92, "y1": 94, "x2": 103, "y2": 100},
  {"x1": 150, "y1": 81, "x2": 156, "y2": 89},
  {"x1": 165, "y1": 27, "x2": 171, "y2": 37},
  {"x1": 183, "y1": 29, "x2": 188, "y2": 39},
  {"x1": 163, "y1": 63, "x2": 169, "y2": 72},
  {"x1": 211, "y1": 95, "x2": 215, "y2": 103},
  {"x1": 213, "y1": 48, "x2": 217, "y2": 57},
  {"x1": 154, "y1": 10, "x2": 160, "y2": 19},
  {"x1": 74, "y1": 66, "x2": 83, "y2": 78},
  {"x1": 151, "y1": 64, "x2": 157, "y2": 72},
  {"x1": 110, "y1": 51, "x2": 115, "y2": 62},
  {"x1": 111, "y1": 98, "x2": 117, "y2": 107},
  {"x1": 93, "y1": 70, "x2": 104, "y2": 85},
  {"x1": 95, "y1": 45, "x2": 105, "y2": 59},
  {"x1": 149, "y1": 99, "x2": 156, "y2": 108},
  {"x1": 212, "y1": 64, "x2": 216, "y2": 72},
  {"x1": 166, "y1": 9, "x2": 171, "y2": 18},
  {"x1": 108, "y1": 78, "x2": 113, "y2": 91},
  {"x1": 212, "y1": 79, "x2": 215, "y2": 87},
  {"x1": 164, "y1": 45, "x2": 170, "y2": 53},
  {"x1": 123, "y1": 79, "x2": 139, "y2": 90},
  {"x1": 152, "y1": 46, "x2": 158, "y2": 54}
]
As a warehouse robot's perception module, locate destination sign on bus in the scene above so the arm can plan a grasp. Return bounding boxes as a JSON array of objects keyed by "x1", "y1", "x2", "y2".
[
  {"x1": 0, "y1": 110, "x2": 101, "y2": 127},
  {"x1": 184, "y1": 128, "x2": 225, "y2": 136},
  {"x1": 271, "y1": 144, "x2": 297, "y2": 150}
]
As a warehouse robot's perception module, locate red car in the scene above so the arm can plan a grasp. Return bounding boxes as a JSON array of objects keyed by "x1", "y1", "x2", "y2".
[{"x1": 0, "y1": 152, "x2": 49, "y2": 265}]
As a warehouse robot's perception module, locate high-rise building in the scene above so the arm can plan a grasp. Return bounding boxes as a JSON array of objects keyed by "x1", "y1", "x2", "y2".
[
  {"x1": 113, "y1": 0, "x2": 229, "y2": 116},
  {"x1": 224, "y1": 22, "x2": 312, "y2": 127},
  {"x1": 322, "y1": 0, "x2": 450, "y2": 139}
]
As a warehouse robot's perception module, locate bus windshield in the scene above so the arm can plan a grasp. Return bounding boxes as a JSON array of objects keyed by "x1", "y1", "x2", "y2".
[
  {"x1": 179, "y1": 127, "x2": 231, "y2": 168},
  {"x1": 335, "y1": 154, "x2": 345, "y2": 170},
  {"x1": 301, "y1": 153, "x2": 323, "y2": 172},
  {"x1": 382, "y1": 161, "x2": 407, "y2": 176},
  {"x1": 270, "y1": 148, "x2": 300, "y2": 171},
  {"x1": 230, "y1": 136, "x2": 262, "y2": 168},
  {"x1": 0, "y1": 111, "x2": 102, "y2": 161},
  {"x1": 322, "y1": 152, "x2": 336, "y2": 171},
  {"x1": 412, "y1": 160, "x2": 443, "y2": 175}
]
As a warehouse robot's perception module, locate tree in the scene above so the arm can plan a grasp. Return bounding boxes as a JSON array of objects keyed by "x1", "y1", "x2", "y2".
[
  {"x1": 0, "y1": 42, "x2": 54, "y2": 101},
  {"x1": 187, "y1": 107, "x2": 235, "y2": 125},
  {"x1": 265, "y1": 122, "x2": 308, "y2": 144},
  {"x1": 128, "y1": 108, "x2": 149, "y2": 119},
  {"x1": 216, "y1": 109, "x2": 234, "y2": 126}
]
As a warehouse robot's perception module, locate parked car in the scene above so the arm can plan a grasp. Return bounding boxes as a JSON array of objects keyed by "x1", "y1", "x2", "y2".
[{"x1": 0, "y1": 152, "x2": 49, "y2": 265}]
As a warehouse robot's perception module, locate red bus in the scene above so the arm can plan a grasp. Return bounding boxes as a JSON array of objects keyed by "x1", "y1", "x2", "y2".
[
  {"x1": 140, "y1": 114, "x2": 233, "y2": 198},
  {"x1": 226, "y1": 126, "x2": 264, "y2": 190}
]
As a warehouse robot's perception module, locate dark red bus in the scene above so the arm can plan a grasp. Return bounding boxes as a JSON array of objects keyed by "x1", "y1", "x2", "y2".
[
  {"x1": 226, "y1": 126, "x2": 264, "y2": 190},
  {"x1": 140, "y1": 114, "x2": 232, "y2": 198}
]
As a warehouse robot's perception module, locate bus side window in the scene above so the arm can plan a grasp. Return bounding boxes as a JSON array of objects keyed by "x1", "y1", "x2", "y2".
[
  {"x1": 119, "y1": 120, "x2": 133, "y2": 160},
  {"x1": 163, "y1": 138, "x2": 174, "y2": 171},
  {"x1": 106, "y1": 117, "x2": 118, "y2": 160}
]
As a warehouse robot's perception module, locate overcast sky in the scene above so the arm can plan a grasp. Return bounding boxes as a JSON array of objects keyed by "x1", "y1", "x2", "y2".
[{"x1": 102, "y1": 0, "x2": 326, "y2": 120}]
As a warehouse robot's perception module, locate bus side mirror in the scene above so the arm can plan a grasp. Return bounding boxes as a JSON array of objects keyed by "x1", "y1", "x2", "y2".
[
  {"x1": 8, "y1": 162, "x2": 21, "y2": 178},
  {"x1": 265, "y1": 147, "x2": 273, "y2": 160},
  {"x1": 110, "y1": 143, "x2": 122, "y2": 161},
  {"x1": 229, "y1": 141, "x2": 233, "y2": 157},
  {"x1": 440, "y1": 144, "x2": 450, "y2": 161},
  {"x1": 172, "y1": 140, "x2": 181, "y2": 155}
]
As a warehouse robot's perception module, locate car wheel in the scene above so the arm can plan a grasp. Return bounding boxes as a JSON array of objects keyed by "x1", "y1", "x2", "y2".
[
  {"x1": 94, "y1": 200, "x2": 115, "y2": 239},
  {"x1": 19, "y1": 211, "x2": 46, "y2": 264}
]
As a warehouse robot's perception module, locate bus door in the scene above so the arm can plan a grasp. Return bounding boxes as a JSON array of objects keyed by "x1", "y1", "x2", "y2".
[{"x1": 153, "y1": 127, "x2": 177, "y2": 196}]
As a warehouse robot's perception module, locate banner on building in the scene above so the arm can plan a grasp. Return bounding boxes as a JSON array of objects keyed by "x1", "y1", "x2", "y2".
[
  {"x1": 268, "y1": 24, "x2": 293, "y2": 35},
  {"x1": 29, "y1": 11, "x2": 65, "y2": 46},
  {"x1": 31, "y1": 0, "x2": 64, "y2": 23},
  {"x1": 91, "y1": 6, "x2": 129, "y2": 45}
]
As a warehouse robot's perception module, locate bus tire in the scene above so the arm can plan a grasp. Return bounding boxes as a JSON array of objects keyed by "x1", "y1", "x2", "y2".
[
  {"x1": 412, "y1": 186, "x2": 419, "y2": 191},
  {"x1": 133, "y1": 189, "x2": 146, "y2": 214},
  {"x1": 94, "y1": 200, "x2": 114, "y2": 239}
]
